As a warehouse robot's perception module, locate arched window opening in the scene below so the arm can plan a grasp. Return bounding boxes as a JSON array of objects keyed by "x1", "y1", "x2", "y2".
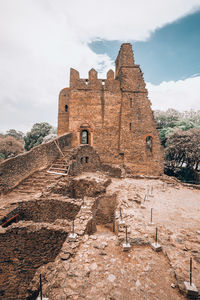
[
  {"x1": 65, "y1": 105, "x2": 68, "y2": 112},
  {"x1": 80, "y1": 157, "x2": 84, "y2": 164},
  {"x1": 146, "y1": 136, "x2": 153, "y2": 152},
  {"x1": 129, "y1": 122, "x2": 132, "y2": 131},
  {"x1": 85, "y1": 156, "x2": 89, "y2": 163},
  {"x1": 81, "y1": 130, "x2": 89, "y2": 144},
  {"x1": 130, "y1": 98, "x2": 133, "y2": 108}
]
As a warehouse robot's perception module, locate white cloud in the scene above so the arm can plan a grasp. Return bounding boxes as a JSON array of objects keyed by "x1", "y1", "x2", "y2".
[
  {"x1": 147, "y1": 76, "x2": 200, "y2": 111},
  {"x1": 0, "y1": 0, "x2": 200, "y2": 132}
]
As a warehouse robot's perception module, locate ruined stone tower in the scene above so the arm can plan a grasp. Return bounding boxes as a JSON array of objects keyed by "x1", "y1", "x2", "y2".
[{"x1": 57, "y1": 43, "x2": 163, "y2": 175}]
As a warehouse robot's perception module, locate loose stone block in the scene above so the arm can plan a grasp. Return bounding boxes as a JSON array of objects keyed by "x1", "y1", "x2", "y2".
[
  {"x1": 68, "y1": 233, "x2": 78, "y2": 242},
  {"x1": 184, "y1": 281, "x2": 198, "y2": 297},
  {"x1": 118, "y1": 219, "x2": 126, "y2": 225},
  {"x1": 122, "y1": 243, "x2": 131, "y2": 251},
  {"x1": 148, "y1": 222, "x2": 154, "y2": 226},
  {"x1": 151, "y1": 242, "x2": 162, "y2": 252}
]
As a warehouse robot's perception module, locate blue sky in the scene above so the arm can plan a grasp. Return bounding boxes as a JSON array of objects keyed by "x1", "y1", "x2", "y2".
[
  {"x1": 89, "y1": 10, "x2": 200, "y2": 84},
  {"x1": 0, "y1": 0, "x2": 200, "y2": 133}
]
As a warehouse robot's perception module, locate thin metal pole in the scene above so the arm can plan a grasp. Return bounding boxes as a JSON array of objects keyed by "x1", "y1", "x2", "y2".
[
  {"x1": 72, "y1": 220, "x2": 74, "y2": 235},
  {"x1": 190, "y1": 257, "x2": 192, "y2": 285},
  {"x1": 126, "y1": 226, "x2": 128, "y2": 244},
  {"x1": 113, "y1": 213, "x2": 115, "y2": 233},
  {"x1": 151, "y1": 208, "x2": 153, "y2": 223},
  {"x1": 163, "y1": 182, "x2": 165, "y2": 191},
  {"x1": 120, "y1": 207, "x2": 122, "y2": 220},
  {"x1": 40, "y1": 274, "x2": 42, "y2": 300},
  {"x1": 156, "y1": 227, "x2": 158, "y2": 244}
]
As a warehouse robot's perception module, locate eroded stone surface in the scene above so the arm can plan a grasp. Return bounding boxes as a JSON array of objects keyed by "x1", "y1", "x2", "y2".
[{"x1": 0, "y1": 172, "x2": 200, "y2": 299}]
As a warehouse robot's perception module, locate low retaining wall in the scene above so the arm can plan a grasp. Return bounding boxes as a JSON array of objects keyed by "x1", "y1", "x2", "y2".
[
  {"x1": 0, "y1": 198, "x2": 81, "y2": 227},
  {"x1": 0, "y1": 223, "x2": 68, "y2": 300},
  {"x1": 0, "y1": 133, "x2": 72, "y2": 193}
]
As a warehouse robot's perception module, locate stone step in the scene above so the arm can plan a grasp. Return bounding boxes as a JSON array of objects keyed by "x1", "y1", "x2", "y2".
[
  {"x1": 49, "y1": 167, "x2": 68, "y2": 172},
  {"x1": 47, "y1": 170, "x2": 68, "y2": 176},
  {"x1": 52, "y1": 162, "x2": 67, "y2": 166},
  {"x1": 23, "y1": 178, "x2": 58, "y2": 184},
  {"x1": 15, "y1": 189, "x2": 37, "y2": 194}
]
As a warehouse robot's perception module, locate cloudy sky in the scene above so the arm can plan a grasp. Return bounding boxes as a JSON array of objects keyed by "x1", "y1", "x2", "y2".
[{"x1": 0, "y1": 0, "x2": 200, "y2": 133}]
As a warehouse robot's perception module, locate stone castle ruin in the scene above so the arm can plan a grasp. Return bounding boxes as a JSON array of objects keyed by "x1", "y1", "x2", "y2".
[
  {"x1": 0, "y1": 43, "x2": 163, "y2": 195},
  {"x1": 58, "y1": 43, "x2": 163, "y2": 175},
  {"x1": 0, "y1": 44, "x2": 199, "y2": 300}
]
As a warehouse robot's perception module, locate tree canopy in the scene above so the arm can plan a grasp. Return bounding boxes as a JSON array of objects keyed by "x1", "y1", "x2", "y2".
[
  {"x1": 154, "y1": 109, "x2": 200, "y2": 147},
  {"x1": 154, "y1": 109, "x2": 200, "y2": 183},
  {"x1": 0, "y1": 136, "x2": 24, "y2": 160},
  {"x1": 24, "y1": 122, "x2": 54, "y2": 151},
  {"x1": 5, "y1": 129, "x2": 24, "y2": 140},
  {"x1": 165, "y1": 128, "x2": 200, "y2": 171}
]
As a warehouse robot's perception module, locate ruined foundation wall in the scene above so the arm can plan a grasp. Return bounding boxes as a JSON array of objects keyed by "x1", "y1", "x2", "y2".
[
  {"x1": 0, "y1": 223, "x2": 68, "y2": 300},
  {"x1": 96, "y1": 194, "x2": 117, "y2": 225},
  {"x1": 69, "y1": 144, "x2": 101, "y2": 176},
  {"x1": 0, "y1": 199, "x2": 81, "y2": 226},
  {"x1": 0, "y1": 133, "x2": 72, "y2": 193}
]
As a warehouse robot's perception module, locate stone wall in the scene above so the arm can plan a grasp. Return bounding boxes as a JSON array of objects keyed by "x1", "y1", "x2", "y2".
[
  {"x1": 69, "y1": 144, "x2": 101, "y2": 176},
  {"x1": 96, "y1": 194, "x2": 117, "y2": 225},
  {"x1": 57, "y1": 43, "x2": 164, "y2": 176},
  {"x1": 0, "y1": 223, "x2": 68, "y2": 300},
  {"x1": 0, "y1": 133, "x2": 72, "y2": 193},
  {"x1": 0, "y1": 198, "x2": 81, "y2": 226}
]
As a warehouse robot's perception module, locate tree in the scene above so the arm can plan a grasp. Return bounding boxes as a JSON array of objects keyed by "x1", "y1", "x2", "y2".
[
  {"x1": 154, "y1": 109, "x2": 180, "y2": 147},
  {"x1": 24, "y1": 122, "x2": 53, "y2": 151},
  {"x1": 5, "y1": 129, "x2": 24, "y2": 140},
  {"x1": 0, "y1": 136, "x2": 24, "y2": 160},
  {"x1": 165, "y1": 128, "x2": 200, "y2": 182},
  {"x1": 154, "y1": 109, "x2": 200, "y2": 147}
]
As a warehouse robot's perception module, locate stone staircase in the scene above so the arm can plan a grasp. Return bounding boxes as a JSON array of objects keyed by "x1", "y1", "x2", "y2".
[
  {"x1": 13, "y1": 170, "x2": 63, "y2": 195},
  {"x1": 47, "y1": 147, "x2": 76, "y2": 176},
  {"x1": 13, "y1": 147, "x2": 75, "y2": 195}
]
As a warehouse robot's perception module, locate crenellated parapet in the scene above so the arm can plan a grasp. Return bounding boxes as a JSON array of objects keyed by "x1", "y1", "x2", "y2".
[
  {"x1": 69, "y1": 44, "x2": 147, "y2": 93},
  {"x1": 69, "y1": 68, "x2": 120, "y2": 91}
]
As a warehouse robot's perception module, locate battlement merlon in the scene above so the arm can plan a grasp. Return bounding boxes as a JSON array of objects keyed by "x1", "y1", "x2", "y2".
[{"x1": 69, "y1": 68, "x2": 120, "y2": 91}]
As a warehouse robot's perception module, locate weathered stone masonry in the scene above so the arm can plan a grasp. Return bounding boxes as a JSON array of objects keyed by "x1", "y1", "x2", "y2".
[{"x1": 58, "y1": 43, "x2": 164, "y2": 175}]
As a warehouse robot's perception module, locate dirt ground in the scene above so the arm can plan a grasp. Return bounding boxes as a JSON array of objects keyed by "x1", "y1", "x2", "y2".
[
  {"x1": 55, "y1": 225, "x2": 185, "y2": 300},
  {"x1": 1, "y1": 173, "x2": 200, "y2": 299}
]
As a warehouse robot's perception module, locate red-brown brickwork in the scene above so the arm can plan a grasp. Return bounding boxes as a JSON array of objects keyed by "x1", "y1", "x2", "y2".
[{"x1": 57, "y1": 43, "x2": 164, "y2": 175}]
